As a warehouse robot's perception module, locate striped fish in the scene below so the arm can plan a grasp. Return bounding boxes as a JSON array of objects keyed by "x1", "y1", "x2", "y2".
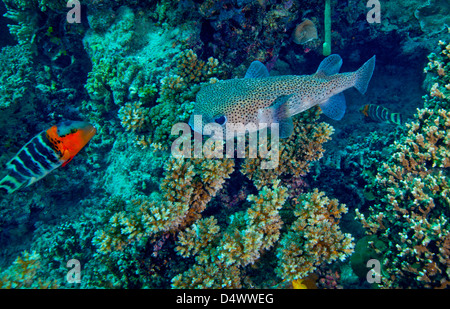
[
  {"x1": 360, "y1": 104, "x2": 402, "y2": 125},
  {"x1": 0, "y1": 120, "x2": 96, "y2": 194}
]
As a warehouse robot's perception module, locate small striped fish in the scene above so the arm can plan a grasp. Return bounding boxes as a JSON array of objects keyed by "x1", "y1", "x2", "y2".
[
  {"x1": 0, "y1": 120, "x2": 96, "y2": 194},
  {"x1": 360, "y1": 104, "x2": 402, "y2": 125}
]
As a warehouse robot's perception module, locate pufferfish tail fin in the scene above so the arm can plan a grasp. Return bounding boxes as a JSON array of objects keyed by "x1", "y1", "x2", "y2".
[{"x1": 354, "y1": 55, "x2": 376, "y2": 94}]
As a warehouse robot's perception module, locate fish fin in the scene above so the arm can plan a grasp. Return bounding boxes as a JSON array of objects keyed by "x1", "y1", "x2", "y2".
[
  {"x1": 0, "y1": 175, "x2": 23, "y2": 194},
  {"x1": 268, "y1": 94, "x2": 293, "y2": 120},
  {"x1": 315, "y1": 54, "x2": 343, "y2": 77},
  {"x1": 360, "y1": 104, "x2": 370, "y2": 117},
  {"x1": 277, "y1": 117, "x2": 294, "y2": 138},
  {"x1": 245, "y1": 61, "x2": 269, "y2": 79},
  {"x1": 0, "y1": 177, "x2": 11, "y2": 194},
  {"x1": 61, "y1": 157, "x2": 73, "y2": 167},
  {"x1": 319, "y1": 92, "x2": 346, "y2": 120},
  {"x1": 390, "y1": 112, "x2": 403, "y2": 126},
  {"x1": 269, "y1": 94, "x2": 294, "y2": 138},
  {"x1": 354, "y1": 55, "x2": 376, "y2": 94}
]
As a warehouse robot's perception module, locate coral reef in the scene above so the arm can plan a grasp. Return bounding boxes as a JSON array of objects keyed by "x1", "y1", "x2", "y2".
[
  {"x1": 0, "y1": 251, "x2": 57, "y2": 288},
  {"x1": 242, "y1": 107, "x2": 334, "y2": 189},
  {"x1": 3, "y1": 0, "x2": 447, "y2": 291},
  {"x1": 93, "y1": 155, "x2": 235, "y2": 254},
  {"x1": 0, "y1": 44, "x2": 34, "y2": 110},
  {"x1": 356, "y1": 40, "x2": 450, "y2": 288},
  {"x1": 172, "y1": 181, "x2": 288, "y2": 288},
  {"x1": 276, "y1": 189, "x2": 354, "y2": 281},
  {"x1": 82, "y1": 5, "x2": 201, "y2": 150},
  {"x1": 118, "y1": 102, "x2": 151, "y2": 133},
  {"x1": 197, "y1": 0, "x2": 301, "y2": 72},
  {"x1": 147, "y1": 49, "x2": 225, "y2": 149}
]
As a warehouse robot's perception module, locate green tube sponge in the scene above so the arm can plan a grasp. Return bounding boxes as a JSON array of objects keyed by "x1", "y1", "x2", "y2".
[{"x1": 323, "y1": 0, "x2": 332, "y2": 56}]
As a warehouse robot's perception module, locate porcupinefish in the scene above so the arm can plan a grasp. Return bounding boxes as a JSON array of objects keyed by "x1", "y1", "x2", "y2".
[
  {"x1": 360, "y1": 104, "x2": 402, "y2": 125},
  {"x1": 189, "y1": 54, "x2": 376, "y2": 139},
  {"x1": 0, "y1": 120, "x2": 96, "y2": 194}
]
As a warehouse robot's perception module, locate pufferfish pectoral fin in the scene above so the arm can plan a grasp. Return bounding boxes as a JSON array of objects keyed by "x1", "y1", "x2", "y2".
[
  {"x1": 244, "y1": 61, "x2": 270, "y2": 79},
  {"x1": 261, "y1": 94, "x2": 294, "y2": 138},
  {"x1": 319, "y1": 92, "x2": 346, "y2": 121}
]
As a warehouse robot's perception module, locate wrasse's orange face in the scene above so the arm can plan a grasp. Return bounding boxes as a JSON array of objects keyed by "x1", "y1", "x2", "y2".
[{"x1": 46, "y1": 121, "x2": 97, "y2": 162}]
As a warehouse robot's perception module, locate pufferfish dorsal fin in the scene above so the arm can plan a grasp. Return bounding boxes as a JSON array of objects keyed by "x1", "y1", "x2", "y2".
[
  {"x1": 244, "y1": 61, "x2": 270, "y2": 79},
  {"x1": 315, "y1": 54, "x2": 343, "y2": 77}
]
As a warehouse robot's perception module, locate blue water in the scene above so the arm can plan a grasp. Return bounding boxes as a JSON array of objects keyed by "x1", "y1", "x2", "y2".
[{"x1": 0, "y1": 0, "x2": 449, "y2": 289}]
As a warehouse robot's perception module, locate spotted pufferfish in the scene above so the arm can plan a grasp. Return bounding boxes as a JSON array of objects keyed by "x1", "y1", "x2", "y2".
[
  {"x1": 189, "y1": 54, "x2": 376, "y2": 139},
  {"x1": 0, "y1": 120, "x2": 96, "y2": 194}
]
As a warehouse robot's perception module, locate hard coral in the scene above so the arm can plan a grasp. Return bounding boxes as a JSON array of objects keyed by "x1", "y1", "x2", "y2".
[
  {"x1": 147, "y1": 49, "x2": 225, "y2": 150},
  {"x1": 357, "y1": 40, "x2": 450, "y2": 288},
  {"x1": 118, "y1": 102, "x2": 150, "y2": 133},
  {"x1": 172, "y1": 181, "x2": 288, "y2": 288},
  {"x1": 0, "y1": 251, "x2": 58, "y2": 288},
  {"x1": 0, "y1": 45, "x2": 34, "y2": 110},
  {"x1": 93, "y1": 155, "x2": 234, "y2": 254},
  {"x1": 276, "y1": 189, "x2": 354, "y2": 281},
  {"x1": 242, "y1": 107, "x2": 334, "y2": 189}
]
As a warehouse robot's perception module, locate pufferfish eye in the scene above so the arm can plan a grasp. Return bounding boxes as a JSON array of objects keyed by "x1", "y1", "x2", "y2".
[{"x1": 214, "y1": 115, "x2": 227, "y2": 126}]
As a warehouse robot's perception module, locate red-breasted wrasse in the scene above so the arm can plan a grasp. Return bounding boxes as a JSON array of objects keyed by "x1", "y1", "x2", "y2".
[
  {"x1": 189, "y1": 54, "x2": 375, "y2": 139},
  {"x1": 360, "y1": 104, "x2": 402, "y2": 125},
  {"x1": 0, "y1": 120, "x2": 96, "y2": 194}
]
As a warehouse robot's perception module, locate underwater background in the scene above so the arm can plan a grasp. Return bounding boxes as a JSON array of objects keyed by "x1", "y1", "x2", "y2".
[{"x1": 0, "y1": 0, "x2": 449, "y2": 289}]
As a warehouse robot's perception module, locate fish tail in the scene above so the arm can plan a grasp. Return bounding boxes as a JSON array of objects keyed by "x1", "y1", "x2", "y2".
[
  {"x1": 0, "y1": 175, "x2": 22, "y2": 194},
  {"x1": 354, "y1": 56, "x2": 376, "y2": 94},
  {"x1": 360, "y1": 104, "x2": 370, "y2": 117},
  {"x1": 390, "y1": 112, "x2": 403, "y2": 125},
  {"x1": 0, "y1": 131, "x2": 61, "y2": 194}
]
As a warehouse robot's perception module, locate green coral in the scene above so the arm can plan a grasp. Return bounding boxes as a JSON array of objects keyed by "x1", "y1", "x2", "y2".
[
  {"x1": 0, "y1": 45, "x2": 34, "y2": 110},
  {"x1": 147, "y1": 49, "x2": 225, "y2": 149},
  {"x1": 82, "y1": 6, "x2": 202, "y2": 149},
  {"x1": 356, "y1": 40, "x2": 450, "y2": 288}
]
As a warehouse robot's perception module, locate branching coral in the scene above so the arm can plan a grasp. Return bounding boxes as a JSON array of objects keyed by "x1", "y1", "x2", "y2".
[
  {"x1": 172, "y1": 181, "x2": 288, "y2": 288},
  {"x1": 241, "y1": 107, "x2": 334, "y2": 189},
  {"x1": 147, "y1": 49, "x2": 225, "y2": 149},
  {"x1": 275, "y1": 189, "x2": 354, "y2": 281},
  {"x1": 93, "y1": 155, "x2": 234, "y2": 254},
  {"x1": 3, "y1": 8, "x2": 39, "y2": 47},
  {"x1": 0, "y1": 251, "x2": 58, "y2": 288},
  {"x1": 83, "y1": 6, "x2": 198, "y2": 148},
  {"x1": 0, "y1": 44, "x2": 35, "y2": 110},
  {"x1": 357, "y1": 40, "x2": 450, "y2": 288},
  {"x1": 118, "y1": 102, "x2": 150, "y2": 133}
]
